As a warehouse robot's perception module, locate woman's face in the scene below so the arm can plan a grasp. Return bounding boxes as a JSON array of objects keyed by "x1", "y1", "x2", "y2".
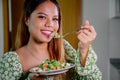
[{"x1": 26, "y1": 1, "x2": 59, "y2": 43}]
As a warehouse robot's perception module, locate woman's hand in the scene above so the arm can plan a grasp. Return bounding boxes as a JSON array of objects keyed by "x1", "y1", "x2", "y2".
[
  {"x1": 29, "y1": 73, "x2": 55, "y2": 80},
  {"x1": 77, "y1": 20, "x2": 97, "y2": 66},
  {"x1": 29, "y1": 73, "x2": 46, "y2": 80}
]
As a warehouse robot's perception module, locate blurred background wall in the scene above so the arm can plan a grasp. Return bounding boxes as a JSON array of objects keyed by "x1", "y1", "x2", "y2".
[
  {"x1": 0, "y1": 0, "x2": 3, "y2": 56},
  {"x1": 82, "y1": 0, "x2": 120, "y2": 80}
]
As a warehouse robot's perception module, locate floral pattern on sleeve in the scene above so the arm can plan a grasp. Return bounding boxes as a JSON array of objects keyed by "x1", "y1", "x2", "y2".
[
  {"x1": 0, "y1": 52, "x2": 23, "y2": 80},
  {"x1": 63, "y1": 39, "x2": 102, "y2": 80}
]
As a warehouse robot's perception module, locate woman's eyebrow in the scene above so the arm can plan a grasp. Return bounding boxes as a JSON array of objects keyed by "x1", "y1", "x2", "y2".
[
  {"x1": 37, "y1": 12, "x2": 58, "y2": 17},
  {"x1": 37, "y1": 12, "x2": 47, "y2": 16}
]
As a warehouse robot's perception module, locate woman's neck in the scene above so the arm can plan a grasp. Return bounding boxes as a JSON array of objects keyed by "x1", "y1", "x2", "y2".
[
  {"x1": 27, "y1": 38, "x2": 48, "y2": 53},
  {"x1": 25, "y1": 38, "x2": 50, "y2": 61},
  {"x1": 16, "y1": 39, "x2": 50, "y2": 72}
]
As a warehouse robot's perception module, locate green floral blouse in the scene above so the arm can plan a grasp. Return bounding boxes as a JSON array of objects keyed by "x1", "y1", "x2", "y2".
[{"x1": 0, "y1": 40, "x2": 102, "y2": 80}]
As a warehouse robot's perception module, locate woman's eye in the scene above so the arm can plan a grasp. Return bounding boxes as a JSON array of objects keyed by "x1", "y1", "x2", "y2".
[
  {"x1": 53, "y1": 18, "x2": 59, "y2": 21},
  {"x1": 38, "y1": 16, "x2": 46, "y2": 20}
]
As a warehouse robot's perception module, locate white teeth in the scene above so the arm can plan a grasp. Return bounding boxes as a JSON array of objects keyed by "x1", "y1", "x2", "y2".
[{"x1": 42, "y1": 31, "x2": 52, "y2": 34}]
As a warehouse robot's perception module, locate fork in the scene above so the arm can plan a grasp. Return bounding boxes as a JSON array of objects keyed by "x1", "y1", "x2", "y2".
[{"x1": 54, "y1": 28, "x2": 81, "y2": 38}]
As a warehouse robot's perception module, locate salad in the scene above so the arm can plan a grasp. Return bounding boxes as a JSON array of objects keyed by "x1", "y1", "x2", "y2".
[
  {"x1": 31, "y1": 59, "x2": 71, "y2": 72},
  {"x1": 39, "y1": 59, "x2": 70, "y2": 71}
]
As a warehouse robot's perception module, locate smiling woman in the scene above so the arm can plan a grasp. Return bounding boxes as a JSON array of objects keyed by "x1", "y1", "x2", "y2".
[{"x1": 1, "y1": 0, "x2": 102, "y2": 80}]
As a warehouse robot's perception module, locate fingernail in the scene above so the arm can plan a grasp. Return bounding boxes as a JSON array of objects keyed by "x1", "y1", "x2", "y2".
[{"x1": 85, "y1": 20, "x2": 89, "y2": 25}]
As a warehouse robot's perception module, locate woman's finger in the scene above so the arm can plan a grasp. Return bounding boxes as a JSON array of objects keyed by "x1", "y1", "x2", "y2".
[{"x1": 84, "y1": 20, "x2": 90, "y2": 26}]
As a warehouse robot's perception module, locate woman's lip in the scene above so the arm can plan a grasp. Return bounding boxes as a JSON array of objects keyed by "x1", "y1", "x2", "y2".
[
  {"x1": 41, "y1": 30, "x2": 53, "y2": 37},
  {"x1": 41, "y1": 31, "x2": 52, "y2": 34}
]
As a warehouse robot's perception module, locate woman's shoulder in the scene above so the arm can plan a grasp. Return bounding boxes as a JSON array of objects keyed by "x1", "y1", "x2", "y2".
[
  {"x1": 0, "y1": 51, "x2": 23, "y2": 80},
  {"x1": 0, "y1": 51, "x2": 21, "y2": 65},
  {"x1": 0, "y1": 51, "x2": 18, "y2": 60}
]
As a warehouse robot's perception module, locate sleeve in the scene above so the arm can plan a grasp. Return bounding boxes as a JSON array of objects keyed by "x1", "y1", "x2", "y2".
[
  {"x1": 63, "y1": 39, "x2": 102, "y2": 80},
  {"x1": 0, "y1": 52, "x2": 23, "y2": 80}
]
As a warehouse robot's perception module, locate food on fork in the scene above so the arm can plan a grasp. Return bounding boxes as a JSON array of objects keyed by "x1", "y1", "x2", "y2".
[{"x1": 54, "y1": 33, "x2": 62, "y2": 38}]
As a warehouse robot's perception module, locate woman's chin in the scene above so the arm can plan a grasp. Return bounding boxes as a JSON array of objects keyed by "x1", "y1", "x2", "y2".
[{"x1": 40, "y1": 38, "x2": 53, "y2": 43}]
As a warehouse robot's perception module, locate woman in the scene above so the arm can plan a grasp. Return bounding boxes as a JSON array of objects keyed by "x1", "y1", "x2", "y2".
[{"x1": 0, "y1": 0, "x2": 102, "y2": 80}]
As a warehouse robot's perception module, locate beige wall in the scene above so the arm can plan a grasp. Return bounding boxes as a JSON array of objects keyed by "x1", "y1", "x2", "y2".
[{"x1": 58, "y1": 0, "x2": 81, "y2": 49}]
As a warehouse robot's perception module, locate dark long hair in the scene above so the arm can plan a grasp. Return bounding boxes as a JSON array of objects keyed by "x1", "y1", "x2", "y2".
[{"x1": 15, "y1": 0, "x2": 65, "y2": 62}]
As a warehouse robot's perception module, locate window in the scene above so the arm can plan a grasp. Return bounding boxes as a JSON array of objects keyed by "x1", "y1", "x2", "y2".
[{"x1": 109, "y1": 0, "x2": 120, "y2": 18}]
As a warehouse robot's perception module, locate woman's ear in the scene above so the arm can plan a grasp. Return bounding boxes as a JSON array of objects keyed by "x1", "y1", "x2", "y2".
[{"x1": 24, "y1": 17, "x2": 29, "y2": 26}]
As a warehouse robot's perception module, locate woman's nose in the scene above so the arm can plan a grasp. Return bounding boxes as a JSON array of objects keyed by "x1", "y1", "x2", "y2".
[{"x1": 45, "y1": 19, "x2": 53, "y2": 27}]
